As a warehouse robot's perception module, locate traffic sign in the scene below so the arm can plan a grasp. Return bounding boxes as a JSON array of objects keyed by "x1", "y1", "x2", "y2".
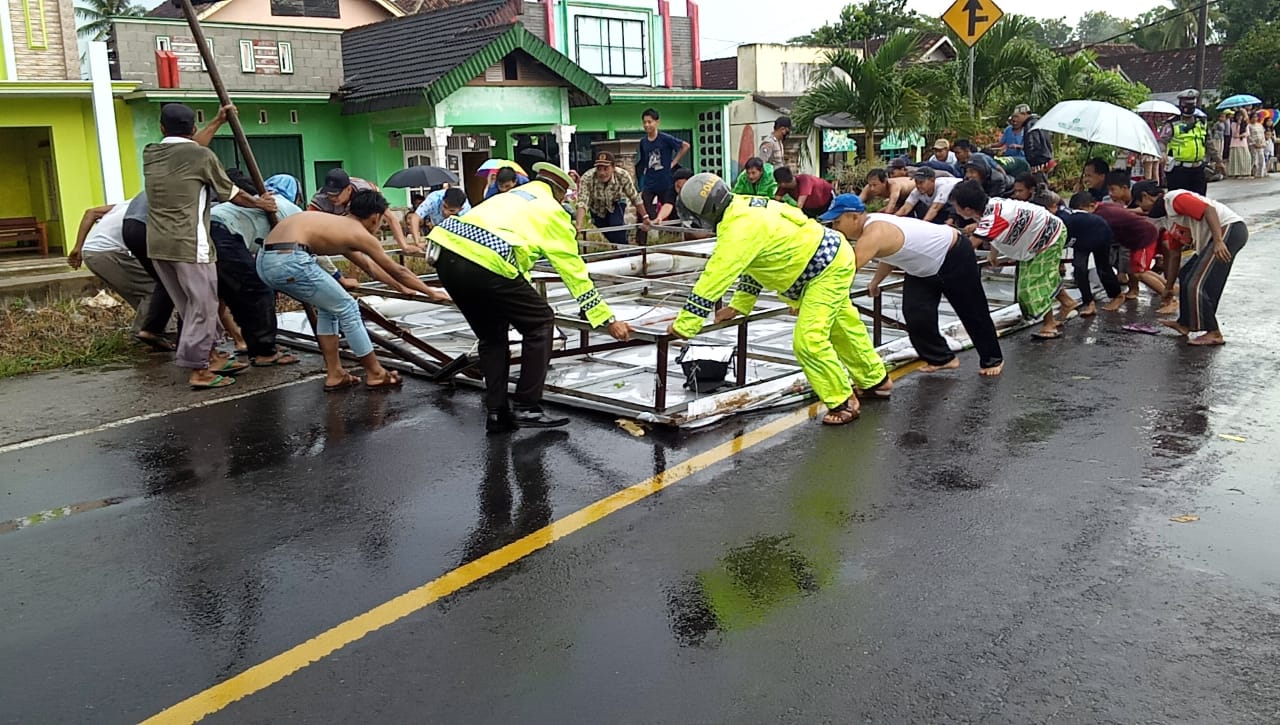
[{"x1": 942, "y1": 0, "x2": 1004, "y2": 47}]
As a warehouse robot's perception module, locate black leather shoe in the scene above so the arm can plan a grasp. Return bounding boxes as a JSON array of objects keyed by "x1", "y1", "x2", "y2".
[
  {"x1": 510, "y1": 407, "x2": 569, "y2": 428},
  {"x1": 486, "y1": 408, "x2": 517, "y2": 434}
]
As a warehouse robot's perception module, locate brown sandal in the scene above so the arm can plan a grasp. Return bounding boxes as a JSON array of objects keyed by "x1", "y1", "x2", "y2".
[
  {"x1": 323, "y1": 372, "x2": 362, "y2": 392},
  {"x1": 821, "y1": 399, "x2": 860, "y2": 426}
]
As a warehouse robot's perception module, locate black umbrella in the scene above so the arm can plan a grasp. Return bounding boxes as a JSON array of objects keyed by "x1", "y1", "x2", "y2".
[{"x1": 384, "y1": 165, "x2": 459, "y2": 188}]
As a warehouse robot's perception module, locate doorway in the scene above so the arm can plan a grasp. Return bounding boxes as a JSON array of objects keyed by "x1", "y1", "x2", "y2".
[
  {"x1": 461, "y1": 151, "x2": 490, "y2": 205},
  {"x1": 0, "y1": 127, "x2": 60, "y2": 256},
  {"x1": 209, "y1": 135, "x2": 306, "y2": 193}
]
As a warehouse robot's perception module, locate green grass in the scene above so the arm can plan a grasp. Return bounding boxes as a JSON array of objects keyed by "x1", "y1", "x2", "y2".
[{"x1": 0, "y1": 297, "x2": 144, "y2": 379}]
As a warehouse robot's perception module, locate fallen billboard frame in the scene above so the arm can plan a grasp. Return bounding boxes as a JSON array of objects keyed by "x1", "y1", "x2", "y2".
[{"x1": 276, "y1": 232, "x2": 1041, "y2": 427}]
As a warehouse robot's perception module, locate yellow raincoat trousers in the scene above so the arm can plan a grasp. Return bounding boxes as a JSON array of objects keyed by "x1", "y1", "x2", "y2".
[{"x1": 673, "y1": 197, "x2": 886, "y2": 408}]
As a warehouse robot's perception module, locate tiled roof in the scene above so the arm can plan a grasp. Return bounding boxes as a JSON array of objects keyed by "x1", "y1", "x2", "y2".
[
  {"x1": 146, "y1": 2, "x2": 184, "y2": 18},
  {"x1": 1054, "y1": 42, "x2": 1143, "y2": 57},
  {"x1": 700, "y1": 57, "x2": 737, "y2": 90},
  {"x1": 752, "y1": 94, "x2": 800, "y2": 113},
  {"x1": 1098, "y1": 45, "x2": 1226, "y2": 93},
  {"x1": 861, "y1": 33, "x2": 953, "y2": 60},
  {"x1": 340, "y1": 0, "x2": 609, "y2": 113}
]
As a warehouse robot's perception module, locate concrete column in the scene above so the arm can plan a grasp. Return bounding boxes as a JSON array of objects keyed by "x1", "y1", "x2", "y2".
[
  {"x1": 554, "y1": 123, "x2": 576, "y2": 171},
  {"x1": 426, "y1": 126, "x2": 452, "y2": 168},
  {"x1": 88, "y1": 42, "x2": 125, "y2": 203}
]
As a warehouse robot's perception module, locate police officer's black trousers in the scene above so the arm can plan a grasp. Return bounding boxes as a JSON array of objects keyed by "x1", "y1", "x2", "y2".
[
  {"x1": 434, "y1": 247, "x2": 555, "y2": 412},
  {"x1": 1166, "y1": 164, "x2": 1207, "y2": 196}
]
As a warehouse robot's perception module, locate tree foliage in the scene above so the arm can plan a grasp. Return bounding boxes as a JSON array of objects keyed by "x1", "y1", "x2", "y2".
[
  {"x1": 75, "y1": 0, "x2": 146, "y2": 41},
  {"x1": 1074, "y1": 11, "x2": 1132, "y2": 45},
  {"x1": 1218, "y1": 0, "x2": 1280, "y2": 43},
  {"x1": 792, "y1": 32, "x2": 960, "y2": 158},
  {"x1": 1127, "y1": 0, "x2": 1223, "y2": 51},
  {"x1": 1013, "y1": 15, "x2": 1073, "y2": 48},
  {"x1": 1221, "y1": 23, "x2": 1280, "y2": 104},
  {"x1": 789, "y1": 0, "x2": 932, "y2": 45}
]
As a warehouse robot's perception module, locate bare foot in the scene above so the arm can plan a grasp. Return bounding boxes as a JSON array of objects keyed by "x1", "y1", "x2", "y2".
[
  {"x1": 1101, "y1": 296, "x2": 1126, "y2": 312},
  {"x1": 1188, "y1": 332, "x2": 1225, "y2": 346},
  {"x1": 1159, "y1": 319, "x2": 1190, "y2": 337},
  {"x1": 1156, "y1": 299, "x2": 1179, "y2": 315},
  {"x1": 1056, "y1": 301, "x2": 1079, "y2": 322},
  {"x1": 978, "y1": 361, "x2": 1004, "y2": 377},
  {"x1": 920, "y1": 358, "x2": 961, "y2": 373},
  {"x1": 1079, "y1": 302, "x2": 1097, "y2": 317}
]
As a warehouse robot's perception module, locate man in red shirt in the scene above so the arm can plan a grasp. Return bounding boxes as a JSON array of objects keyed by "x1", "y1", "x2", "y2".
[{"x1": 773, "y1": 166, "x2": 834, "y2": 218}]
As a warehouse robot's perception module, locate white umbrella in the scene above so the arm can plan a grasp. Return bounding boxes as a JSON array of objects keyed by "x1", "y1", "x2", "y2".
[
  {"x1": 1134, "y1": 100, "x2": 1180, "y2": 116},
  {"x1": 1036, "y1": 99, "x2": 1163, "y2": 157}
]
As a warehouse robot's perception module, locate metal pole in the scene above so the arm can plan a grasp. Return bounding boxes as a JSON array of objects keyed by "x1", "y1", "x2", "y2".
[
  {"x1": 1193, "y1": 0, "x2": 1208, "y2": 92},
  {"x1": 176, "y1": 0, "x2": 274, "y2": 221},
  {"x1": 967, "y1": 46, "x2": 975, "y2": 115}
]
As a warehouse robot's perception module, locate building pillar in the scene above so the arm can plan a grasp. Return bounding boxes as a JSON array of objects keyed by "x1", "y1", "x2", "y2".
[
  {"x1": 553, "y1": 123, "x2": 576, "y2": 171},
  {"x1": 426, "y1": 126, "x2": 452, "y2": 168},
  {"x1": 88, "y1": 42, "x2": 125, "y2": 203}
]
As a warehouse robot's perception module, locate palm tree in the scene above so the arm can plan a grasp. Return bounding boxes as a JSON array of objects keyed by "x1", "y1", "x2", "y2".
[
  {"x1": 947, "y1": 16, "x2": 1054, "y2": 116},
  {"x1": 1128, "y1": 0, "x2": 1223, "y2": 51},
  {"x1": 76, "y1": 0, "x2": 147, "y2": 42},
  {"x1": 1040, "y1": 51, "x2": 1150, "y2": 110},
  {"x1": 791, "y1": 32, "x2": 960, "y2": 159}
]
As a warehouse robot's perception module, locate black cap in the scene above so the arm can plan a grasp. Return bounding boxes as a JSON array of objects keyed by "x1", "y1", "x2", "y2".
[
  {"x1": 322, "y1": 168, "x2": 351, "y2": 195},
  {"x1": 888, "y1": 156, "x2": 910, "y2": 169},
  {"x1": 159, "y1": 103, "x2": 196, "y2": 137},
  {"x1": 911, "y1": 166, "x2": 936, "y2": 181}
]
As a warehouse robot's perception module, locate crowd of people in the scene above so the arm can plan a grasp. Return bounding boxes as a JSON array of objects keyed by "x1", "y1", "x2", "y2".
[{"x1": 71, "y1": 96, "x2": 1252, "y2": 433}]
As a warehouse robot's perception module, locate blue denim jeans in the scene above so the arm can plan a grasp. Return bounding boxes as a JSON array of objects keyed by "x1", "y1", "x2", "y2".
[{"x1": 256, "y1": 249, "x2": 373, "y2": 357}]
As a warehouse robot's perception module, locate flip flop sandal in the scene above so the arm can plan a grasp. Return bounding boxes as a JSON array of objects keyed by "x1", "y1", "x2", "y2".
[
  {"x1": 323, "y1": 373, "x2": 362, "y2": 392},
  {"x1": 252, "y1": 353, "x2": 301, "y2": 367},
  {"x1": 190, "y1": 374, "x2": 235, "y2": 390},
  {"x1": 821, "y1": 400, "x2": 860, "y2": 426},
  {"x1": 856, "y1": 374, "x2": 893, "y2": 399},
  {"x1": 365, "y1": 370, "x2": 404, "y2": 390},
  {"x1": 212, "y1": 359, "x2": 251, "y2": 374},
  {"x1": 1031, "y1": 329, "x2": 1063, "y2": 340},
  {"x1": 134, "y1": 334, "x2": 176, "y2": 352}
]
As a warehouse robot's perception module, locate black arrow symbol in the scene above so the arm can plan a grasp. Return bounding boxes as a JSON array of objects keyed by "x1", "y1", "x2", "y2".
[{"x1": 963, "y1": 0, "x2": 988, "y2": 36}]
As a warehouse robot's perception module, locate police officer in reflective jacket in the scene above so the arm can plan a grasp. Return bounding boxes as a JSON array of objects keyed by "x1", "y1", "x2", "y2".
[{"x1": 1164, "y1": 89, "x2": 1208, "y2": 195}]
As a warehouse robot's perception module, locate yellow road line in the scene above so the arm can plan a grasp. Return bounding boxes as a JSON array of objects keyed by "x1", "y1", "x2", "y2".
[{"x1": 143, "y1": 362, "x2": 923, "y2": 724}]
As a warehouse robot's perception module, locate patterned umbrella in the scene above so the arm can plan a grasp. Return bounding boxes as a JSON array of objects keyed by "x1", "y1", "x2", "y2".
[{"x1": 476, "y1": 159, "x2": 528, "y2": 176}]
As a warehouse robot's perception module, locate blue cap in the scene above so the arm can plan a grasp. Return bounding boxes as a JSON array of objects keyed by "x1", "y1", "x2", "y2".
[{"x1": 819, "y1": 194, "x2": 865, "y2": 222}]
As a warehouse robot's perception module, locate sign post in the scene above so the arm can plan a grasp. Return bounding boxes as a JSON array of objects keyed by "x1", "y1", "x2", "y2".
[
  {"x1": 173, "y1": 0, "x2": 275, "y2": 222},
  {"x1": 941, "y1": 0, "x2": 1003, "y2": 113}
]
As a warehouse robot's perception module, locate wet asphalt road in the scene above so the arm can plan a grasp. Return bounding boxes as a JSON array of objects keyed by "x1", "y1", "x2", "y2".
[{"x1": 3, "y1": 180, "x2": 1280, "y2": 723}]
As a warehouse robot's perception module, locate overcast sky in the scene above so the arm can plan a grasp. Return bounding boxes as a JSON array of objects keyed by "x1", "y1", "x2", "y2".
[{"x1": 697, "y1": 0, "x2": 1168, "y2": 59}]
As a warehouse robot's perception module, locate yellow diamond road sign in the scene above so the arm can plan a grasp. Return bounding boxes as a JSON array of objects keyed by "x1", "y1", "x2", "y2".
[{"x1": 942, "y1": 0, "x2": 1004, "y2": 47}]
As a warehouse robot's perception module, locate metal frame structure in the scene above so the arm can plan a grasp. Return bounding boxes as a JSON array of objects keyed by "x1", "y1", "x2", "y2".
[{"x1": 275, "y1": 228, "x2": 1034, "y2": 428}]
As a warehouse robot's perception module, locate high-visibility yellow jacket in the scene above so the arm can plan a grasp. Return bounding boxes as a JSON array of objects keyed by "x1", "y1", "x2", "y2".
[
  {"x1": 1168, "y1": 119, "x2": 1206, "y2": 163},
  {"x1": 673, "y1": 196, "x2": 851, "y2": 338},
  {"x1": 428, "y1": 181, "x2": 613, "y2": 327}
]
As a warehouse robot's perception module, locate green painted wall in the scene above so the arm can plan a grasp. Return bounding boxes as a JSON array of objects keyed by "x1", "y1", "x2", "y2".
[
  {"x1": 571, "y1": 101, "x2": 713, "y2": 171},
  {"x1": 128, "y1": 100, "x2": 350, "y2": 199},
  {"x1": 0, "y1": 97, "x2": 108, "y2": 254},
  {"x1": 440, "y1": 86, "x2": 567, "y2": 126},
  {"x1": 0, "y1": 133, "x2": 36, "y2": 218}
]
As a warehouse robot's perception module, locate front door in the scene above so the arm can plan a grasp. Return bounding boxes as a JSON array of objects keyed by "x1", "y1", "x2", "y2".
[{"x1": 209, "y1": 135, "x2": 306, "y2": 192}]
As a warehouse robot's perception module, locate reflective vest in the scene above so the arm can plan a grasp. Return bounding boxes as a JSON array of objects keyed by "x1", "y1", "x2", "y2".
[{"x1": 1168, "y1": 120, "x2": 1206, "y2": 163}]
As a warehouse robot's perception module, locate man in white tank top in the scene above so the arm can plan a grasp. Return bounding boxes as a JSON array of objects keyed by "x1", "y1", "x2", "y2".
[{"x1": 822, "y1": 194, "x2": 1004, "y2": 376}]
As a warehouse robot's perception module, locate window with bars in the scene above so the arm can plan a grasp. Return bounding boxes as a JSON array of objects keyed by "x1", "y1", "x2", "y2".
[{"x1": 574, "y1": 15, "x2": 645, "y2": 78}]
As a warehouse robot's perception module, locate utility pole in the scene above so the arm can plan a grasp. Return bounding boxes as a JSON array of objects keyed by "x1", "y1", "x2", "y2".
[{"x1": 1193, "y1": 0, "x2": 1208, "y2": 92}]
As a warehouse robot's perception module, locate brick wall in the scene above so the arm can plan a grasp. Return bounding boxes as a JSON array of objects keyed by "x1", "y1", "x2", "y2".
[
  {"x1": 111, "y1": 19, "x2": 344, "y2": 93},
  {"x1": 9, "y1": 0, "x2": 80, "y2": 80},
  {"x1": 670, "y1": 16, "x2": 693, "y2": 88}
]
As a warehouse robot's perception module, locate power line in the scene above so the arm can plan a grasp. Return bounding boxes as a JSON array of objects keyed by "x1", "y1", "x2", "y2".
[{"x1": 1076, "y1": 0, "x2": 1221, "y2": 52}]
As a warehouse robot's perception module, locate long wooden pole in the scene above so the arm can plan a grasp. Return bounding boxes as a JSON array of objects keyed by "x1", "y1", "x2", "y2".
[{"x1": 176, "y1": 0, "x2": 276, "y2": 224}]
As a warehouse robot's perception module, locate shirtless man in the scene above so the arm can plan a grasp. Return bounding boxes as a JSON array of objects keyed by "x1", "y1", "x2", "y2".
[
  {"x1": 860, "y1": 168, "x2": 917, "y2": 215},
  {"x1": 257, "y1": 189, "x2": 449, "y2": 391},
  {"x1": 824, "y1": 194, "x2": 1004, "y2": 376}
]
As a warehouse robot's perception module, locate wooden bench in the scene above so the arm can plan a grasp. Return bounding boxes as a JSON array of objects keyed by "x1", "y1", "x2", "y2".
[{"x1": 0, "y1": 217, "x2": 49, "y2": 257}]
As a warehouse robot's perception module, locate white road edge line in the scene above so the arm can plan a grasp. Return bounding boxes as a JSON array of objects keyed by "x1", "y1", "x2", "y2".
[{"x1": 0, "y1": 376, "x2": 321, "y2": 455}]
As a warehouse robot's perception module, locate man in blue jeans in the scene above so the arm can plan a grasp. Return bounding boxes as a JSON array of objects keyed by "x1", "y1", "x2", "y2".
[{"x1": 257, "y1": 190, "x2": 450, "y2": 391}]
